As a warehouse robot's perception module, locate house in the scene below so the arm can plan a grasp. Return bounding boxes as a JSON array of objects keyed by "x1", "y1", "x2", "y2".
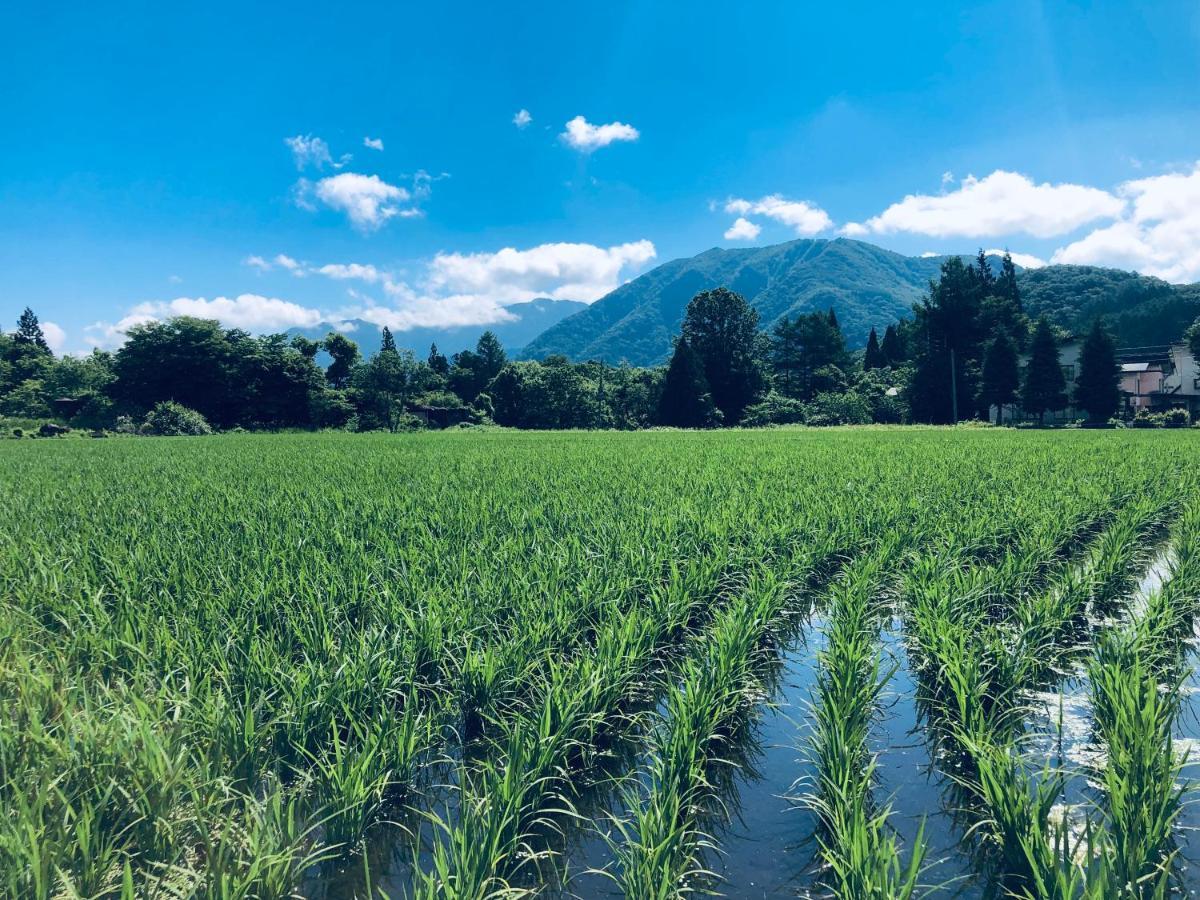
[
  {"x1": 993, "y1": 339, "x2": 1083, "y2": 425},
  {"x1": 1115, "y1": 345, "x2": 1171, "y2": 417},
  {"x1": 1150, "y1": 341, "x2": 1200, "y2": 418}
]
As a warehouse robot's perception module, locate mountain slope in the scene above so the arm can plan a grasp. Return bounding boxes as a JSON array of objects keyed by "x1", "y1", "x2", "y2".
[
  {"x1": 521, "y1": 239, "x2": 1200, "y2": 365},
  {"x1": 288, "y1": 298, "x2": 587, "y2": 358},
  {"x1": 520, "y1": 239, "x2": 947, "y2": 365}
]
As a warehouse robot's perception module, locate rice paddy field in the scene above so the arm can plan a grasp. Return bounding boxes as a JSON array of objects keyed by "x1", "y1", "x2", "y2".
[{"x1": 4, "y1": 428, "x2": 1200, "y2": 899}]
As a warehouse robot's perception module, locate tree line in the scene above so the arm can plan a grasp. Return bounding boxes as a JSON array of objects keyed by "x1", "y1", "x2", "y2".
[{"x1": 2, "y1": 250, "x2": 1184, "y2": 434}]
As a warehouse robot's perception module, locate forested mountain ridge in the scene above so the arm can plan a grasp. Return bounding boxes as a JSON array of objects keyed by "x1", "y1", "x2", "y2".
[{"x1": 521, "y1": 239, "x2": 1200, "y2": 365}]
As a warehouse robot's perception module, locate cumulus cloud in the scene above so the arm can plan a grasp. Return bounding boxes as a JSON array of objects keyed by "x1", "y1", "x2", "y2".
[
  {"x1": 274, "y1": 254, "x2": 304, "y2": 275},
  {"x1": 41, "y1": 322, "x2": 67, "y2": 354},
  {"x1": 561, "y1": 115, "x2": 640, "y2": 151},
  {"x1": 363, "y1": 136, "x2": 384, "y2": 151},
  {"x1": 843, "y1": 170, "x2": 1125, "y2": 239},
  {"x1": 1051, "y1": 163, "x2": 1200, "y2": 283},
  {"x1": 984, "y1": 248, "x2": 1048, "y2": 269},
  {"x1": 722, "y1": 195, "x2": 832, "y2": 237},
  {"x1": 724, "y1": 217, "x2": 762, "y2": 241},
  {"x1": 513, "y1": 109, "x2": 532, "y2": 128},
  {"x1": 316, "y1": 263, "x2": 383, "y2": 282},
  {"x1": 244, "y1": 254, "x2": 272, "y2": 273},
  {"x1": 84, "y1": 295, "x2": 323, "y2": 349},
  {"x1": 285, "y1": 134, "x2": 334, "y2": 170},
  {"x1": 428, "y1": 239, "x2": 657, "y2": 304},
  {"x1": 311, "y1": 173, "x2": 416, "y2": 230}
]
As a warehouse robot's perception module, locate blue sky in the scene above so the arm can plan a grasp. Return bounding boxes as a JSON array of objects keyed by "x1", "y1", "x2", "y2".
[{"x1": 3, "y1": 0, "x2": 1199, "y2": 352}]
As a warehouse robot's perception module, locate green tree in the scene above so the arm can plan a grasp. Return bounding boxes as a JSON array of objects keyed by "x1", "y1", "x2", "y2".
[
  {"x1": 978, "y1": 332, "x2": 1020, "y2": 424},
  {"x1": 1186, "y1": 317, "x2": 1200, "y2": 362},
  {"x1": 657, "y1": 338, "x2": 718, "y2": 427},
  {"x1": 1074, "y1": 319, "x2": 1120, "y2": 424},
  {"x1": 449, "y1": 332, "x2": 508, "y2": 403},
  {"x1": 1021, "y1": 317, "x2": 1068, "y2": 425},
  {"x1": 908, "y1": 257, "x2": 985, "y2": 423},
  {"x1": 323, "y1": 332, "x2": 361, "y2": 389},
  {"x1": 353, "y1": 347, "x2": 419, "y2": 431},
  {"x1": 863, "y1": 327, "x2": 884, "y2": 370},
  {"x1": 771, "y1": 310, "x2": 847, "y2": 400},
  {"x1": 680, "y1": 288, "x2": 766, "y2": 425},
  {"x1": 290, "y1": 336, "x2": 321, "y2": 360},
  {"x1": 880, "y1": 323, "x2": 903, "y2": 366},
  {"x1": 427, "y1": 343, "x2": 450, "y2": 378},
  {"x1": 14, "y1": 307, "x2": 50, "y2": 351},
  {"x1": 380, "y1": 327, "x2": 397, "y2": 354}
]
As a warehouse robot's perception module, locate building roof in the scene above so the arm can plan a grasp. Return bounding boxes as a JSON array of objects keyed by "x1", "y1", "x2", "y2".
[{"x1": 1121, "y1": 362, "x2": 1153, "y2": 373}]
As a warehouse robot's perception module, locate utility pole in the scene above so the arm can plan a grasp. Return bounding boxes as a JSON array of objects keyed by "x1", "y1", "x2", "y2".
[{"x1": 950, "y1": 347, "x2": 958, "y2": 424}]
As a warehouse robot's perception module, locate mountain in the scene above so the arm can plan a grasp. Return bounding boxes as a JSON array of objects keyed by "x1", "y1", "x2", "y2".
[
  {"x1": 520, "y1": 239, "x2": 950, "y2": 365},
  {"x1": 520, "y1": 238, "x2": 1200, "y2": 365},
  {"x1": 288, "y1": 297, "x2": 587, "y2": 358}
]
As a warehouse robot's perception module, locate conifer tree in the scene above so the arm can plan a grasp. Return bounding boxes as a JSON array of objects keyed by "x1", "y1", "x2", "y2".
[
  {"x1": 979, "y1": 332, "x2": 1019, "y2": 423},
  {"x1": 380, "y1": 326, "x2": 397, "y2": 354},
  {"x1": 14, "y1": 307, "x2": 49, "y2": 351},
  {"x1": 880, "y1": 323, "x2": 902, "y2": 366},
  {"x1": 657, "y1": 338, "x2": 717, "y2": 427},
  {"x1": 1074, "y1": 319, "x2": 1120, "y2": 424},
  {"x1": 1021, "y1": 317, "x2": 1067, "y2": 425},
  {"x1": 427, "y1": 343, "x2": 450, "y2": 377},
  {"x1": 863, "y1": 327, "x2": 885, "y2": 370}
]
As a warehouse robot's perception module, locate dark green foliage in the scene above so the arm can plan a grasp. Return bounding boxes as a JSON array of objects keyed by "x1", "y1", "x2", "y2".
[
  {"x1": 680, "y1": 288, "x2": 766, "y2": 424},
  {"x1": 1187, "y1": 317, "x2": 1200, "y2": 361},
  {"x1": 772, "y1": 310, "x2": 848, "y2": 400},
  {"x1": 290, "y1": 336, "x2": 321, "y2": 360},
  {"x1": 741, "y1": 391, "x2": 806, "y2": 426},
  {"x1": 909, "y1": 257, "x2": 984, "y2": 423},
  {"x1": 353, "y1": 347, "x2": 420, "y2": 431},
  {"x1": 979, "y1": 333, "x2": 1020, "y2": 423},
  {"x1": 1074, "y1": 320, "x2": 1120, "y2": 424},
  {"x1": 449, "y1": 331, "x2": 508, "y2": 402},
  {"x1": 322, "y1": 332, "x2": 361, "y2": 389},
  {"x1": 1021, "y1": 317, "x2": 1068, "y2": 425},
  {"x1": 863, "y1": 328, "x2": 884, "y2": 370},
  {"x1": 380, "y1": 327, "x2": 397, "y2": 354},
  {"x1": 14, "y1": 307, "x2": 49, "y2": 351},
  {"x1": 140, "y1": 400, "x2": 212, "y2": 436},
  {"x1": 880, "y1": 323, "x2": 903, "y2": 366},
  {"x1": 656, "y1": 338, "x2": 718, "y2": 427},
  {"x1": 427, "y1": 343, "x2": 450, "y2": 378}
]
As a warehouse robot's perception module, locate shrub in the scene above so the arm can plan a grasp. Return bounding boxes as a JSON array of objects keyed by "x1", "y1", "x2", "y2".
[
  {"x1": 113, "y1": 415, "x2": 138, "y2": 435},
  {"x1": 1162, "y1": 408, "x2": 1190, "y2": 428},
  {"x1": 805, "y1": 391, "x2": 872, "y2": 426},
  {"x1": 742, "y1": 392, "x2": 806, "y2": 427},
  {"x1": 141, "y1": 402, "x2": 213, "y2": 436},
  {"x1": 1130, "y1": 409, "x2": 1161, "y2": 429}
]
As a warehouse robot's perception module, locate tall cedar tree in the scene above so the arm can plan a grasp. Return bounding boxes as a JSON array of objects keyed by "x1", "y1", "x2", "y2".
[
  {"x1": 880, "y1": 323, "x2": 902, "y2": 366},
  {"x1": 909, "y1": 256, "x2": 985, "y2": 423},
  {"x1": 680, "y1": 287, "x2": 766, "y2": 425},
  {"x1": 1074, "y1": 319, "x2": 1120, "y2": 424},
  {"x1": 863, "y1": 327, "x2": 885, "y2": 370},
  {"x1": 14, "y1": 307, "x2": 50, "y2": 351},
  {"x1": 1021, "y1": 317, "x2": 1068, "y2": 425},
  {"x1": 427, "y1": 343, "x2": 450, "y2": 377},
  {"x1": 657, "y1": 338, "x2": 717, "y2": 427},
  {"x1": 979, "y1": 332, "x2": 1020, "y2": 424},
  {"x1": 380, "y1": 326, "x2": 398, "y2": 354},
  {"x1": 1187, "y1": 317, "x2": 1200, "y2": 362}
]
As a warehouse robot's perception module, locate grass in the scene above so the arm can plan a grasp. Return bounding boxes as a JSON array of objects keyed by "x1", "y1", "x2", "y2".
[{"x1": 0, "y1": 429, "x2": 1198, "y2": 897}]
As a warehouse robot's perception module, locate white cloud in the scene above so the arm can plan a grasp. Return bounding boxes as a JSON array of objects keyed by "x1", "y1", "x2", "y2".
[
  {"x1": 723, "y1": 195, "x2": 832, "y2": 236},
  {"x1": 312, "y1": 173, "x2": 415, "y2": 230},
  {"x1": 363, "y1": 136, "x2": 384, "y2": 151},
  {"x1": 316, "y1": 263, "x2": 383, "y2": 282},
  {"x1": 41, "y1": 322, "x2": 66, "y2": 354},
  {"x1": 428, "y1": 239, "x2": 656, "y2": 303},
  {"x1": 285, "y1": 134, "x2": 334, "y2": 170},
  {"x1": 168, "y1": 274, "x2": 183, "y2": 284},
  {"x1": 984, "y1": 248, "x2": 1047, "y2": 269},
  {"x1": 919, "y1": 251, "x2": 940, "y2": 258},
  {"x1": 513, "y1": 109, "x2": 532, "y2": 128},
  {"x1": 244, "y1": 254, "x2": 272, "y2": 273},
  {"x1": 724, "y1": 217, "x2": 762, "y2": 241},
  {"x1": 1051, "y1": 163, "x2": 1200, "y2": 282},
  {"x1": 139, "y1": 295, "x2": 323, "y2": 332},
  {"x1": 273, "y1": 254, "x2": 304, "y2": 275},
  {"x1": 844, "y1": 170, "x2": 1125, "y2": 239},
  {"x1": 560, "y1": 115, "x2": 640, "y2": 151}
]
